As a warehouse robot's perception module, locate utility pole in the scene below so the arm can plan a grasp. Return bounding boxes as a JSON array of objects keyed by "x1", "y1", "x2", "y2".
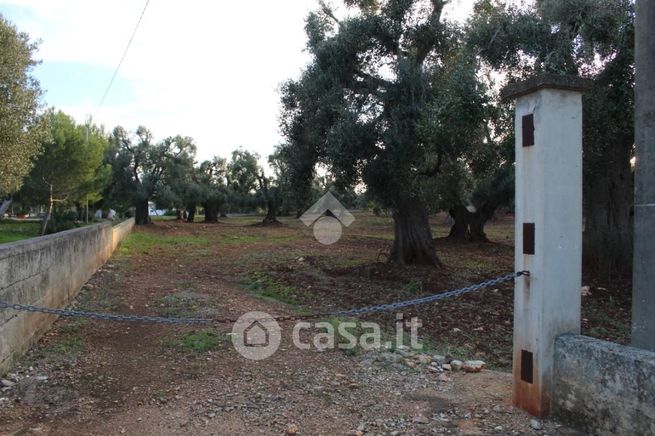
[{"x1": 632, "y1": 0, "x2": 655, "y2": 351}]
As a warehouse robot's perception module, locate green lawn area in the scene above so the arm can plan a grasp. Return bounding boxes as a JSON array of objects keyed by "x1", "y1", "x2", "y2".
[{"x1": 0, "y1": 220, "x2": 41, "y2": 244}]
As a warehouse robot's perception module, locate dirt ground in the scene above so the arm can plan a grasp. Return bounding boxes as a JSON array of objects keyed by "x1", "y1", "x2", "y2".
[{"x1": 0, "y1": 213, "x2": 624, "y2": 435}]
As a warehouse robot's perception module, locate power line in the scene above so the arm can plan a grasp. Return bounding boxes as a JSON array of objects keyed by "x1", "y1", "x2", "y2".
[{"x1": 93, "y1": 0, "x2": 150, "y2": 119}]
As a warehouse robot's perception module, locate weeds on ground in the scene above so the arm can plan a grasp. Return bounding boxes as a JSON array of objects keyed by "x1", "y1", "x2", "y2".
[
  {"x1": 323, "y1": 317, "x2": 366, "y2": 356},
  {"x1": 165, "y1": 330, "x2": 223, "y2": 354},
  {"x1": 242, "y1": 271, "x2": 303, "y2": 307},
  {"x1": 404, "y1": 280, "x2": 423, "y2": 295},
  {"x1": 76, "y1": 286, "x2": 119, "y2": 312},
  {"x1": 118, "y1": 232, "x2": 209, "y2": 255},
  {"x1": 29, "y1": 331, "x2": 84, "y2": 363},
  {"x1": 218, "y1": 232, "x2": 299, "y2": 245},
  {"x1": 154, "y1": 292, "x2": 209, "y2": 317},
  {"x1": 59, "y1": 319, "x2": 89, "y2": 334}
]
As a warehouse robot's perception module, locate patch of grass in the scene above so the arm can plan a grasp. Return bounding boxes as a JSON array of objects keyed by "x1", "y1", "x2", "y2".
[
  {"x1": 118, "y1": 232, "x2": 209, "y2": 255},
  {"x1": 76, "y1": 286, "x2": 119, "y2": 312},
  {"x1": 151, "y1": 216, "x2": 177, "y2": 222},
  {"x1": 444, "y1": 255, "x2": 497, "y2": 275},
  {"x1": 218, "y1": 232, "x2": 300, "y2": 245},
  {"x1": 378, "y1": 327, "x2": 433, "y2": 354},
  {"x1": 585, "y1": 310, "x2": 631, "y2": 341},
  {"x1": 431, "y1": 343, "x2": 470, "y2": 361},
  {"x1": 167, "y1": 330, "x2": 222, "y2": 353},
  {"x1": 319, "y1": 255, "x2": 369, "y2": 269},
  {"x1": 0, "y1": 220, "x2": 41, "y2": 244},
  {"x1": 154, "y1": 292, "x2": 211, "y2": 317},
  {"x1": 242, "y1": 271, "x2": 303, "y2": 307},
  {"x1": 31, "y1": 335, "x2": 84, "y2": 362},
  {"x1": 325, "y1": 317, "x2": 366, "y2": 356},
  {"x1": 350, "y1": 232, "x2": 395, "y2": 242},
  {"x1": 404, "y1": 280, "x2": 423, "y2": 295},
  {"x1": 50, "y1": 336, "x2": 83, "y2": 355},
  {"x1": 59, "y1": 319, "x2": 89, "y2": 334}
]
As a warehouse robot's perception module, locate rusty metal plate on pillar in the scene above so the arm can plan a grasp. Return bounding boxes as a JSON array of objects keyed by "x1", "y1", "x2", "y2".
[
  {"x1": 521, "y1": 349, "x2": 534, "y2": 383},
  {"x1": 522, "y1": 114, "x2": 534, "y2": 147},
  {"x1": 523, "y1": 223, "x2": 535, "y2": 255}
]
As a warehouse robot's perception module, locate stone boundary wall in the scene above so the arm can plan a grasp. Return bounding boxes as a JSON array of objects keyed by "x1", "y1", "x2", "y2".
[
  {"x1": 0, "y1": 219, "x2": 135, "y2": 374},
  {"x1": 553, "y1": 333, "x2": 655, "y2": 435}
]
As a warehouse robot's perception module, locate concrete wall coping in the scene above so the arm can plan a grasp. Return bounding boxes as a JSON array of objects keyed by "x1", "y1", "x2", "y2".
[
  {"x1": 501, "y1": 73, "x2": 594, "y2": 101},
  {"x1": 557, "y1": 333, "x2": 655, "y2": 362},
  {"x1": 0, "y1": 222, "x2": 110, "y2": 260},
  {"x1": 0, "y1": 220, "x2": 132, "y2": 259}
]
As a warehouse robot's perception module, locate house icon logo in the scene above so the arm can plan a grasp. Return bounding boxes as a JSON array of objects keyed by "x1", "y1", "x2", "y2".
[
  {"x1": 299, "y1": 192, "x2": 355, "y2": 245},
  {"x1": 231, "y1": 311, "x2": 281, "y2": 360},
  {"x1": 244, "y1": 320, "x2": 269, "y2": 347}
]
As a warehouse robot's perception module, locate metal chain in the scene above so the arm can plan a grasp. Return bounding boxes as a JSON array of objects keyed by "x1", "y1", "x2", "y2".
[{"x1": 0, "y1": 271, "x2": 529, "y2": 326}]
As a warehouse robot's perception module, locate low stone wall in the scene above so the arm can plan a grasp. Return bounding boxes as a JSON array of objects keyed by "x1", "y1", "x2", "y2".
[
  {"x1": 0, "y1": 219, "x2": 134, "y2": 374},
  {"x1": 553, "y1": 333, "x2": 655, "y2": 435},
  {"x1": 111, "y1": 218, "x2": 135, "y2": 252}
]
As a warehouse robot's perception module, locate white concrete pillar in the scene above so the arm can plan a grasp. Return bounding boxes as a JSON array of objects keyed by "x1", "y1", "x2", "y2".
[{"x1": 502, "y1": 75, "x2": 591, "y2": 417}]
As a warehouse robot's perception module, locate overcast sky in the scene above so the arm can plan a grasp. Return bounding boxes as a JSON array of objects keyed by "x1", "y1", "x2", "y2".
[{"x1": 0, "y1": 0, "x2": 476, "y2": 164}]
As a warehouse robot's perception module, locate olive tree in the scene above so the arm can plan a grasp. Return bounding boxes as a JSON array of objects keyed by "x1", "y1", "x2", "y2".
[
  {"x1": 0, "y1": 15, "x2": 47, "y2": 199},
  {"x1": 468, "y1": 0, "x2": 635, "y2": 274},
  {"x1": 280, "y1": 0, "x2": 487, "y2": 265}
]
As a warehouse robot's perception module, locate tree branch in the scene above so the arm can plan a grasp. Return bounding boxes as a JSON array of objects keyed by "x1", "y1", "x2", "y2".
[
  {"x1": 417, "y1": 152, "x2": 443, "y2": 178},
  {"x1": 355, "y1": 70, "x2": 392, "y2": 90},
  {"x1": 319, "y1": 0, "x2": 341, "y2": 27},
  {"x1": 413, "y1": 0, "x2": 446, "y2": 65}
]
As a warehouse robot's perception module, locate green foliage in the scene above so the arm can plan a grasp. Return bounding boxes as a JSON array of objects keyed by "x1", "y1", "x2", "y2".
[
  {"x1": 223, "y1": 148, "x2": 284, "y2": 222},
  {"x1": 196, "y1": 156, "x2": 228, "y2": 220},
  {"x1": 469, "y1": 0, "x2": 634, "y2": 76},
  {"x1": 20, "y1": 111, "x2": 108, "y2": 205},
  {"x1": 227, "y1": 148, "x2": 260, "y2": 197},
  {"x1": 469, "y1": 0, "x2": 635, "y2": 268},
  {"x1": 0, "y1": 15, "x2": 48, "y2": 196},
  {"x1": 44, "y1": 206, "x2": 80, "y2": 234}
]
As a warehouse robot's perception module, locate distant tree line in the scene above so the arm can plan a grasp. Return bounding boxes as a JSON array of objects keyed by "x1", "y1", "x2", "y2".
[{"x1": 0, "y1": 0, "x2": 636, "y2": 277}]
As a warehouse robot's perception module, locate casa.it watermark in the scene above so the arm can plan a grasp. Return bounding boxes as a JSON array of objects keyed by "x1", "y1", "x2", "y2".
[
  {"x1": 300, "y1": 192, "x2": 355, "y2": 245},
  {"x1": 230, "y1": 311, "x2": 422, "y2": 360}
]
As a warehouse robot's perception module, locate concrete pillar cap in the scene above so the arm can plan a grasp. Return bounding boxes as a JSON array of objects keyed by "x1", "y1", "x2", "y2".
[{"x1": 500, "y1": 73, "x2": 594, "y2": 101}]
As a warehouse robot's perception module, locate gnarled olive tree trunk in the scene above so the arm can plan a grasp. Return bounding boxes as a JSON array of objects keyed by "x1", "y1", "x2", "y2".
[
  {"x1": 390, "y1": 197, "x2": 439, "y2": 266},
  {"x1": 448, "y1": 203, "x2": 496, "y2": 242},
  {"x1": 204, "y1": 201, "x2": 219, "y2": 222},
  {"x1": 261, "y1": 200, "x2": 280, "y2": 225},
  {"x1": 448, "y1": 205, "x2": 470, "y2": 240},
  {"x1": 583, "y1": 134, "x2": 633, "y2": 277},
  {"x1": 135, "y1": 199, "x2": 151, "y2": 225},
  {"x1": 186, "y1": 204, "x2": 196, "y2": 223}
]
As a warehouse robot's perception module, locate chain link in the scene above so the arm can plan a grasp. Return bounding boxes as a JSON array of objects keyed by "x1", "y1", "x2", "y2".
[{"x1": 0, "y1": 271, "x2": 529, "y2": 326}]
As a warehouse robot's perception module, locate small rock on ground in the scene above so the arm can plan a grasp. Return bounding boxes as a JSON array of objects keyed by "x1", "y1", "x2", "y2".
[{"x1": 530, "y1": 419, "x2": 543, "y2": 430}]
